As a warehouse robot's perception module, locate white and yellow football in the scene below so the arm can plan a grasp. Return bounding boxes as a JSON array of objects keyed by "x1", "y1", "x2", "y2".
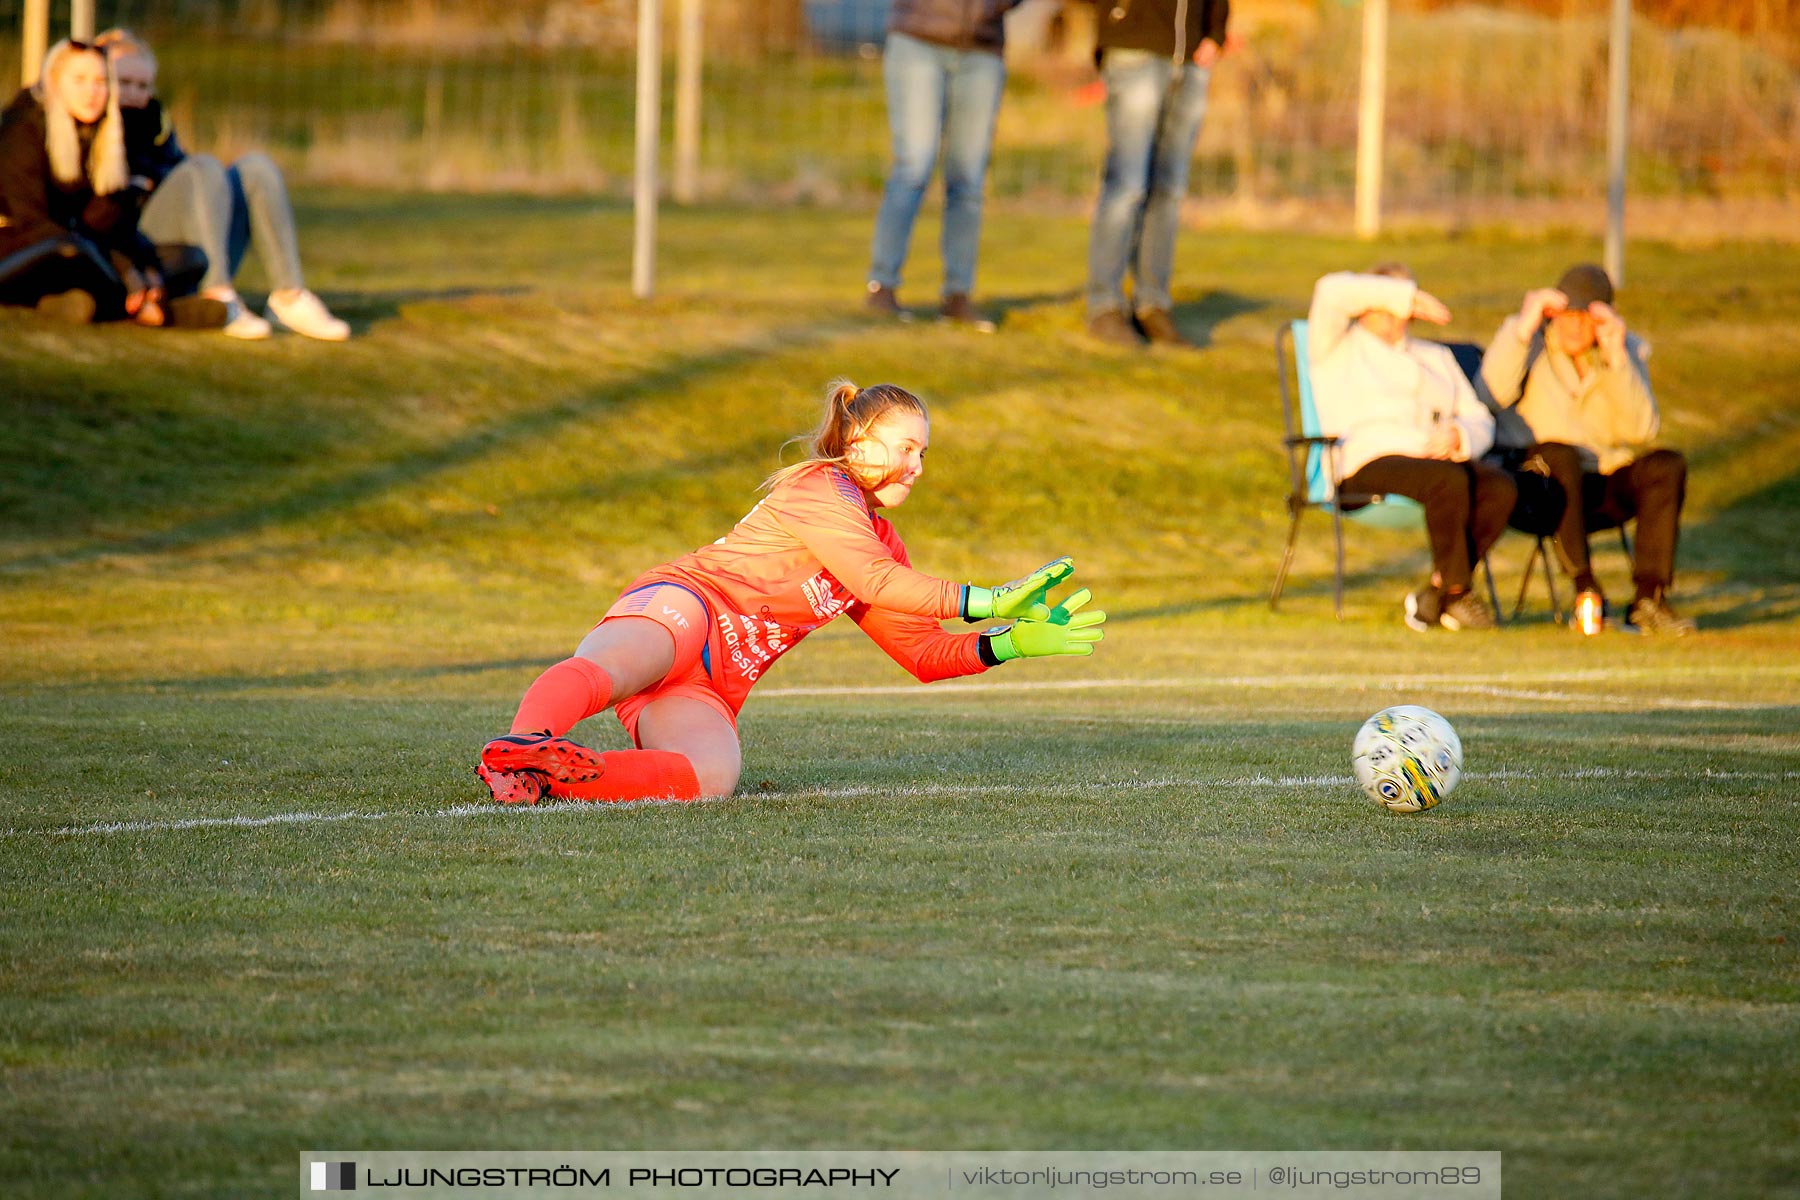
[{"x1": 1352, "y1": 705, "x2": 1462, "y2": 813}]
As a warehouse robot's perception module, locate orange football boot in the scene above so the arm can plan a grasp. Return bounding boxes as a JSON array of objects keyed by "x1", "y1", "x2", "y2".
[
  {"x1": 474, "y1": 761, "x2": 551, "y2": 806},
  {"x1": 480, "y1": 733, "x2": 609, "y2": 787}
]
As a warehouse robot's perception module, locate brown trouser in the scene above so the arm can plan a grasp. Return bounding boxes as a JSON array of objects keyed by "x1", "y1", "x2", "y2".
[{"x1": 1340, "y1": 455, "x2": 1518, "y2": 593}]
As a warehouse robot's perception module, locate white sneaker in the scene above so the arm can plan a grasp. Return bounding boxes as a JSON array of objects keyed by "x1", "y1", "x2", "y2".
[
  {"x1": 221, "y1": 299, "x2": 272, "y2": 340},
  {"x1": 265, "y1": 289, "x2": 350, "y2": 341}
]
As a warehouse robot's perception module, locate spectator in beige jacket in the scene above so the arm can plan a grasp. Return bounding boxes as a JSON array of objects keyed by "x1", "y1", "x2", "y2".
[{"x1": 1481, "y1": 264, "x2": 1694, "y2": 635}]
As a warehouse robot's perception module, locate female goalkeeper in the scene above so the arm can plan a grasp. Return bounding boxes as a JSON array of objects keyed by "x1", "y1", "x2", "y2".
[{"x1": 476, "y1": 379, "x2": 1106, "y2": 805}]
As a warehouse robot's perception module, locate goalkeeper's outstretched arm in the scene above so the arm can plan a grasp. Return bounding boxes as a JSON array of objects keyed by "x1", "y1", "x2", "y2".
[
  {"x1": 983, "y1": 588, "x2": 1107, "y2": 663},
  {"x1": 854, "y1": 584, "x2": 1107, "y2": 680}
]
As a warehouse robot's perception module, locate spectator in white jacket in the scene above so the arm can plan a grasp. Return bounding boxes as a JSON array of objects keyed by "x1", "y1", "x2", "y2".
[{"x1": 1307, "y1": 264, "x2": 1515, "y2": 631}]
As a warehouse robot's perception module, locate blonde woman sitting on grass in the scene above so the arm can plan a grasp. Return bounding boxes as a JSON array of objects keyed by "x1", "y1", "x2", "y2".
[
  {"x1": 99, "y1": 29, "x2": 349, "y2": 340},
  {"x1": 0, "y1": 39, "x2": 221, "y2": 326}
]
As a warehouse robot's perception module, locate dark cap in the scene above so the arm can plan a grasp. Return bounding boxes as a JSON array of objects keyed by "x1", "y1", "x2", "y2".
[{"x1": 1556, "y1": 263, "x2": 1614, "y2": 312}]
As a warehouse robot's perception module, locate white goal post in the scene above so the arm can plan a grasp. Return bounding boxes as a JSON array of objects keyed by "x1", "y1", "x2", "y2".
[
  {"x1": 18, "y1": 0, "x2": 97, "y2": 87},
  {"x1": 633, "y1": 0, "x2": 661, "y2": 299},
  {"x1": 1354, "y1": 0, "x2": 1630, "y2": 281},
  {"x1": 633, "y1": 0, "x2": 704, "y2": 299}
]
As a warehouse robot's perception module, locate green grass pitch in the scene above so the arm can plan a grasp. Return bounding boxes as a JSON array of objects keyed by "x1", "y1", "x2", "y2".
[{"x1": 2, "y1": 196, "x2": 1797, "y2": 1198}]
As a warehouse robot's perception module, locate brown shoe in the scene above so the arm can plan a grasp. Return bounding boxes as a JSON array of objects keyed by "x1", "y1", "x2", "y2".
[
  {"x1": 1626, "y1": 592, "x2": 1697, "y2": 636},
  {"x1": 938, "y1": 292, "x2": 996, "y2": 332},
  {"x1": 34, "y1": 290, "x2": 96, "y2": 325},
  {"x1": 1087, "y1": 308, "x2": 1146, "y2": 348},
  {"x1": 864, "y1": 282, "x2": 911, "y2": 322},
  {"x1": 1403, "y1": 586, "x2": 1442, "y2": 632},
  {"x1": 1440, "y1": 589, "x2": 1498, "y2": 631},
  {"x1": 165, "y1": 295, "x2": 230, "y2": 329},
  {"x1": 1135, "y1": 307, "x2": 1193, "y2": 348}
]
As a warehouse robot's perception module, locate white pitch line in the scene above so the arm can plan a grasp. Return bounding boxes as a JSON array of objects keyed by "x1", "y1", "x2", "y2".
[
  {"x1": 40, "y1": 810, "x2": 392, "y2": 836},
  {"x1": 0, "y1": 799, "x2": 695, "y2": 840},
  {"x1": 760, "y1": 677, "x2": 1189, "y2": 697},
  {"x1": 755, "y1": 674, "x2": 1792, "y2": 712},
  {"x1": 757, "y1": 673, "x2": 1800, "y2": 694},
  {"x1": 6, "y1": 767, "x2": 1798, "y2": 842},
  {"x1": 759, "y1": 668, "x2": 1800, "y2": 696},
  {"x1": 1433, "y1": 684, "x2": 1746, "y2": 710}
]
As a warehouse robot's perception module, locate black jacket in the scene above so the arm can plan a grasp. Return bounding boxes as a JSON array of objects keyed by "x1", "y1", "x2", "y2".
[
  {"x1": 0, "y1": 88, "x2": 156, "y2": 270},
  {"x1": 121, "y1": 99, "x2": 188, "y2": 189},
  {"x1": 1094, "y1": 0, "x2": 1230, "y2": 64},
  {"x1": 889, "y1": 0, "x2": 1023, "y2": 55}
]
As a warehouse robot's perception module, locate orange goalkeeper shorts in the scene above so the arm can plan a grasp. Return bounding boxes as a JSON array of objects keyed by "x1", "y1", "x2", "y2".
[{"x1": 598, "y1": 579, "x2": 739, "y2": 746}]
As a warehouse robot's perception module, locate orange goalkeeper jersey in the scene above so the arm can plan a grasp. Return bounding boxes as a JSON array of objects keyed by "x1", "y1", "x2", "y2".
[{"x1": 623, "y1": 462, "x2": 988, "y2": 712}]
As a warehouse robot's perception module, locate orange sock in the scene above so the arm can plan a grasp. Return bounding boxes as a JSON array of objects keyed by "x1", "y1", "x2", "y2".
[
  {"x1": 554, "y1": 749, "x2": 702, "y2": 803},
  {"x1": 510, "y1": 657, "x2": 614, "y2": 736}
]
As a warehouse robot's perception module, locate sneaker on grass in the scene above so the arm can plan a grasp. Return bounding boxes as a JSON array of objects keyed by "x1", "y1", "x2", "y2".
[
  {"x1": 1403, "y1": 586, "x2": 1442, "y2": 632},
  {"x1": 1440, "y1": 589, "x2": 1497, "y2": 631},
  {"x1": 222, "y1": 297, "x2": 272, "y2": 340},
  {"x1": 265, "y1": 289, "x2": 350, "y2": 341},
  {"x1": 1626, "y1": 593, "x2": 1697, "y2": 636}
]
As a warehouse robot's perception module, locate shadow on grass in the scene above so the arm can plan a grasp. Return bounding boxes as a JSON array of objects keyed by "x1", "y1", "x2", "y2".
[
  {"x1": 1691, "y1": 587, "x2": 1800, "y2": 631},
  {"x1": 986, "y1": 289, "x2": 1081, "y2": 324},
  {"x1": 875, "y1": 289, "x2": 1084, "y2": 328},
  {"x1": 115, "y1": 655, "x2": 552, "y2": 694},
  {"x1": 975, "y1": 288, "x2": 1270, "y2": 346},
  {"x1": 1114, "y1": 562, "x2": 1440, "y2": 625},
  {"x1": 1168, "y1": 290, "x2": 1269, "y2": 349},
  {"x1": 318, "y1": 284, "x2": 532, "y2": 333},
  {"x1": 1677, "y1": 465, "x2": 1800, "y2": 629},
  {"x1": 211, "y1": 284, "x2": 536, "y2": 338},
  {"x1": 0, "y1": 315, "x2": 872, "y2": 577}
]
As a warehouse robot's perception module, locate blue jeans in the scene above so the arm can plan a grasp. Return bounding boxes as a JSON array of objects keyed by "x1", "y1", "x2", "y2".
[
  {"x1": 138, "y1": 151, "x2": 305, "y2": 294},
  {"x1": 1086, "y1": 49, "x2": 1213, "y2": 317},
  {"x1": 225, "y1": 153, "x2": 305, "y2": 293},
  {"x1": 867, "y1": 31, "x2": 1006, "y2": 298}
]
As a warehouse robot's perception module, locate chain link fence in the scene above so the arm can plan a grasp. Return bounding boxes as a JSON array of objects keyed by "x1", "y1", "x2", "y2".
[{"x1": 6, "y1": 0, "x2": 1797, "y2": 237}]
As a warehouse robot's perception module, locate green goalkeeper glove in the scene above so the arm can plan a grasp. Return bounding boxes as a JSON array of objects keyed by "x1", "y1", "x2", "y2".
[
  {"x1": 963, "y1": 556, "x2": 1075, "y2": 623},
  {"x1": 985, "y1": 588, "x2": 1107, "y2": 662}
]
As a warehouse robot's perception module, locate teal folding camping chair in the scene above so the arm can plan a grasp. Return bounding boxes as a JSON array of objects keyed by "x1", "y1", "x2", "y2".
[{"x1": 1269, "y1": 319, "x2": 1511, "y2": 621}]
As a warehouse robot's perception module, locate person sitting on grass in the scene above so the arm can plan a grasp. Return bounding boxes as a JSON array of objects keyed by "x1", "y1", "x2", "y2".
[
  {"x1": 0, "y1": 39, "x2": 220, "y2": 327},
  {"x1": 1480, "y1": 264, "x2": 1694, "y2": 635},
  {"x1": 97, "y1": 29, "x2": 349, "y2": 341},
  {"x1": 1307, "y1": 264, "x2": 1516, "y2": 631},
  {"x1": 476, "y1": 379, "x2": 1106, "y2": 805}
]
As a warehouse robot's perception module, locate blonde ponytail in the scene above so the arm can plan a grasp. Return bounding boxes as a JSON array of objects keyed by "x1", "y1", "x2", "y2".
[{"x1": 761, "y1": 379, "x2": 928, "y2": 493}]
